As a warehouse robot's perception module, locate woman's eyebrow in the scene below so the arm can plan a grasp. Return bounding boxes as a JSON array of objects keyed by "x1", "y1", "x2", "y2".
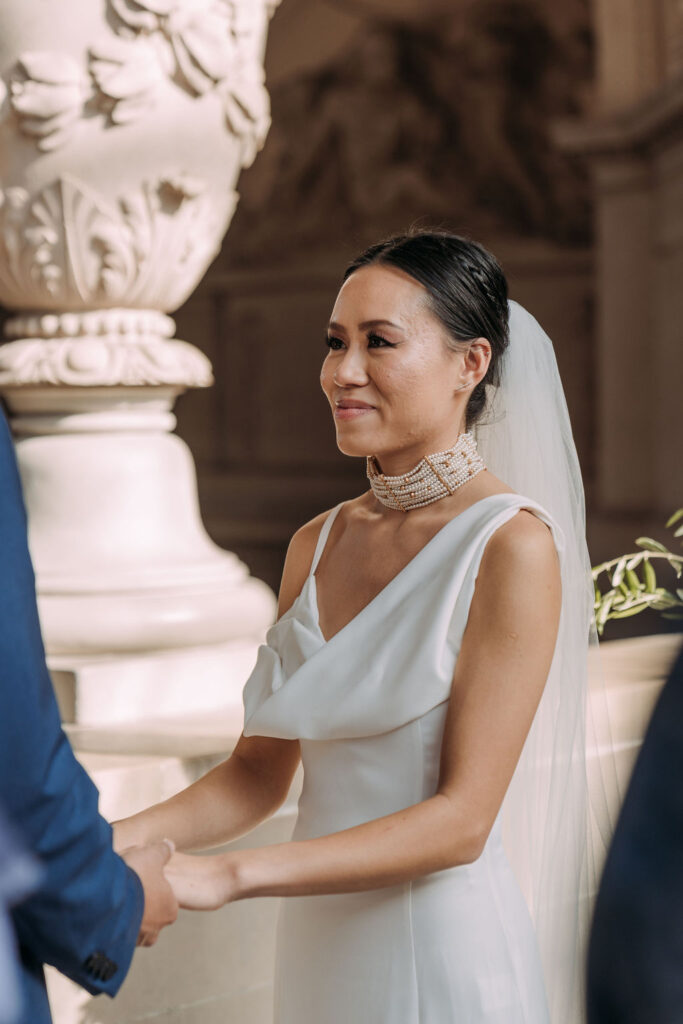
[{"x1": 327, "y1": 319, "x2": 404, "y2": 332}]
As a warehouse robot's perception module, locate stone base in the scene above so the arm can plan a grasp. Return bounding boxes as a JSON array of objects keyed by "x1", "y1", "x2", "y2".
[{"x1": 50, "y1": 640, "x2": 263, "y2": 726}]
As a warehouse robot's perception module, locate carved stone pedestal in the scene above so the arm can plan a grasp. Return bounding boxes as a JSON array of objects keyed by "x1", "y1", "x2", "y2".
[
  {"x1": 0, "y1": 318, "x2": 275, "y2": 722},
  {"x1": 0, "y1": 0, "x2": 282, "y2": 723}
]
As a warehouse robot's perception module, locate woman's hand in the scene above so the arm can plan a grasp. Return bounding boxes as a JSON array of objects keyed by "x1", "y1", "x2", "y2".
[{"x1": 163, "y1": 850, "x2": 242, "y2": 911}]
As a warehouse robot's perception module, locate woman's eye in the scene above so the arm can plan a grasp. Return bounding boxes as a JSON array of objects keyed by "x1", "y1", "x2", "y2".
[{"x1": 324, "y1": 332, "x2": 393, "y2": 350}]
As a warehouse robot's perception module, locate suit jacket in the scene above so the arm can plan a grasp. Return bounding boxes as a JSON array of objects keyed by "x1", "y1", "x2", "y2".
[
  {"x1": 0, "y1": 406, "x2": 144, "y2": 1023},
  {"x1": 587, "y1": 637, "x2": 683, "y2": 1022}
]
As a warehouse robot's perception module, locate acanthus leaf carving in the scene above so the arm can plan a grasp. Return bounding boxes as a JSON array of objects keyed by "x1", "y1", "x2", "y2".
[
  {"x1": 220, "y1": 68, "x2": 271, "y2": 168},
  {"x1": 106, "y1": 0, "x2": 276, "y2": 162},
  {"x1": 110, "y1": 0, "x2": 175, "y2": 32},
  {"x1": 9, "y1": 51, "x2": 89, "y2": 151},
  {"x1": 1, "y1": 1, "x2": 279, "y2": 159},
  {"x1": 88, "y1": 35, "x2": 167, "y2": 124},
  {"x1": 0, "y1": 174, "x2": 238, "y2": 311},
  {"x1": 111, "y1": 0, "x2": 236, "y2": 96},
  {"x1": 167, "y1": 4, "x2": 237, "y2": 94}
]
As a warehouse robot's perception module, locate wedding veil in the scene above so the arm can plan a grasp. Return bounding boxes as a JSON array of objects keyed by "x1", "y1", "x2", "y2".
[{"x1": 473, "y1": 300, "x2": 620, "y2": 1024}]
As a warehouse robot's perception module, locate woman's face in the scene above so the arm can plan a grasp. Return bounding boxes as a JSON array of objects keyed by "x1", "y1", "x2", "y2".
[{"x1": 320, "y1": 263, "x2": 490, "y2": 471}]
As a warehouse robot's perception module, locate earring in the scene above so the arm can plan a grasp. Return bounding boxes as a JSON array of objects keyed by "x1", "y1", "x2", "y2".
[{"x1": 455, "y1": 381, "x2": 471, "y2": 392}]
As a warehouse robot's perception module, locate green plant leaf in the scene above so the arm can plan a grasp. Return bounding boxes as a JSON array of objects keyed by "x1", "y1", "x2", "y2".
[
  {"x1": 596, "y1": 592, "x2": 615, "y2": 628},
  {"x1": 609, "y1": 601, "x2": 652, "y2": 620},
  {"x1": 650, "y1": 588, "x2": 680, "y2": 609},
  {"x1": 611, "y1": 557, "x2": 628, "y2": 587},
  {"x1": 635, "y1": 537, "x2": 669, "y2": 553},
  {"x1": 625, "y1": 568, "x2": 642, "y2": 592},
  {"x1": 643, "y1": 558, "x2": 657, "y2": 593},
  {"x1": 592, "y1": 512, "x2": 683, "y2": 635}
]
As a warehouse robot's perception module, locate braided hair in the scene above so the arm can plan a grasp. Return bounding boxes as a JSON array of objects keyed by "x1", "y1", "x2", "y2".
[{"x1": 342, "y1": 229, "x2": 510, "y2": 431}]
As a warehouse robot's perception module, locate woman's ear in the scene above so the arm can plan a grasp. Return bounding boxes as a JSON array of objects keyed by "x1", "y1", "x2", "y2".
[{"x1": 456, "y1": 338, "x2": 491, "y2": 392}]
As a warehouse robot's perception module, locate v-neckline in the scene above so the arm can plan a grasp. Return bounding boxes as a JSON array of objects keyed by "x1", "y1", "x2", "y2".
[{"x1": 309, "y1": 492, "x2": 519, "y2": 646}]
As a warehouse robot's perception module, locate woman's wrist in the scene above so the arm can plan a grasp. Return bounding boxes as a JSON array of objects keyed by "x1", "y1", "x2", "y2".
[
  {"x1": 228, "y1": 846, "x2": 272, "y2": 901},
  {"x1": 227, "y1": 850, "x2": 254, "y2": 902},
  {"x1": 112, "y1": 815, "x2": 155, "y2": 853}
]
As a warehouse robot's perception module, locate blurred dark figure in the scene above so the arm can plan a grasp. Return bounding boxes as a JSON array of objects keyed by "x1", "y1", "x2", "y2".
[
  {"x1": 0, "y1": 806, "x2": 41, "y2": 1024},
  {"x1": 587, "y1": 639, "x2": 683, "y2": 1022}
]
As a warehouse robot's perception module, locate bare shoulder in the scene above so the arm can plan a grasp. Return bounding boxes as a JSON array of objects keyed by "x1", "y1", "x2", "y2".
[
  {"x1": 481, "y1": 507, "x2": 560, "y2": 580},
  {"x1": 475, "y1": 507, "x2": 562, "y2": 622},
  {"x1": 277, "y1": 504, "x2": 340, "y2": 618}
]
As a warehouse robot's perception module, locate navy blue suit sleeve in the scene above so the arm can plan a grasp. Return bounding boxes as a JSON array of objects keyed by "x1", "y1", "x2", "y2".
[
  {"x1": 587, "y1": 639, "x2": 683, "y2": 1022},
  {"x1": 0, "y1": 407, "x2": 144, "y2": 996}
]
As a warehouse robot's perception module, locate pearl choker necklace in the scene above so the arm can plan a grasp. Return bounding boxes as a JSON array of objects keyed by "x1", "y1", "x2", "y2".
[{"x1": 366, "y1": 431, "x2": 486, "y2": 511}]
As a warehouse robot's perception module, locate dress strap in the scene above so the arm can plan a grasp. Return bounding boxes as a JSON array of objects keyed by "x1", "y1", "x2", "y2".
[{"x1": 309, "y1": 501, "x2": 346, "y2": 577}]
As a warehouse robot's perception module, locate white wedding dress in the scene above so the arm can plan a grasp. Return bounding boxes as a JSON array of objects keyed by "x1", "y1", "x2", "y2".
[{"x1": 242, "y1": 492, "x2": 564, "y2": 1024}]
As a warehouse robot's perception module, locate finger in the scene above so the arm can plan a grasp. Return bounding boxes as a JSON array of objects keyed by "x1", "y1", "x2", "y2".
[
  {"x1": 157, "y1": 838, "x2": 175, "y2": 863},
  {"x1": 146, "y1": 838, "x2": 176, "y2": 867}
]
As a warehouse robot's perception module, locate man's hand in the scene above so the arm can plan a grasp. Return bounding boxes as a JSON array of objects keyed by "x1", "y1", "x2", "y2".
[{"x1": 122, "y1": 840, "x2": 179, "y2": 947}]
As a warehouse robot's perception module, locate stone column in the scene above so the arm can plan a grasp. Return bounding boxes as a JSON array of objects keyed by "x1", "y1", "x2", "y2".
[
  {"x1": 554, "y1": 0, "x2": 683, "y2": 519},
  {"x1": 0, "y1": 0, "x2": 282, "y2": 725}
]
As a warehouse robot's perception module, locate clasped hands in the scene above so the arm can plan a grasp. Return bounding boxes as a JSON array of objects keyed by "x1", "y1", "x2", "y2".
[{"x1": 118, "y1": 832, "x2": 241, "y2": 947}]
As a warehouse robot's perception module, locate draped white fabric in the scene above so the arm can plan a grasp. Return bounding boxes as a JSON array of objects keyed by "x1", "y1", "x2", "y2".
[
  {"x1": 474, "y1": 301, "x2": 620, "y2": 1024},
  {"x1": 244, "y1": 493, "x2": 562, "y2": 1023},
  {"x1": 243, "y1": 494, "x2": 563, "y2": 742}
]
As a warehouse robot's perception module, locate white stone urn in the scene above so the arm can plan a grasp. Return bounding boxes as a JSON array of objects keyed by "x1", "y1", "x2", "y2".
[{"x1": 0, "y1": 0, "x2": 281, "y2": 725}]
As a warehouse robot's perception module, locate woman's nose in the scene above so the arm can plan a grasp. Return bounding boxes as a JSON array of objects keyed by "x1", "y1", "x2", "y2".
[{"x1": 332, "y1": 349, "x2": 369, "y2": 385}]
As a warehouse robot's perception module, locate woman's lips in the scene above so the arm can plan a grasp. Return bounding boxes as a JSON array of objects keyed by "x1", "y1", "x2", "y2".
[{"x1": 334, "y1": 404, "x2": 375, "y2": 420}]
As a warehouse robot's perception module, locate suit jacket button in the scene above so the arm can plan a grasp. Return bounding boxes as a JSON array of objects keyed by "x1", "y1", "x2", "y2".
[
  {"x1": 84, "y1": 951, "x2": 117, "y2": 981},
  {"x1": 102, "y1": 958, "x2": 118, "y2": 981}
]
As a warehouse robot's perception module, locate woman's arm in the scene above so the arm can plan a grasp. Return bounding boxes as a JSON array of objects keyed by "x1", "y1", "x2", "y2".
[
  {"x1": 113, "y1": 734, "x2": 301, "y2": 853},
  {"x1": 165, "y1": 509, "x2": 563, "y2": 907},
  {"x1": 114, "y1": 512, "x2": 332, "y2": 853}
]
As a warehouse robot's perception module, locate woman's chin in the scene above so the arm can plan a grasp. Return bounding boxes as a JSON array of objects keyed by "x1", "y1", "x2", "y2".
[{"x1": 334, "y1": 432, "x2": 375, "y2": 458}]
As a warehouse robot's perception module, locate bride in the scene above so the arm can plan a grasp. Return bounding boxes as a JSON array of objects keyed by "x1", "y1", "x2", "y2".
[{"x1": 114, "y1": 229, "x2": 609, "y2": 1024}]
